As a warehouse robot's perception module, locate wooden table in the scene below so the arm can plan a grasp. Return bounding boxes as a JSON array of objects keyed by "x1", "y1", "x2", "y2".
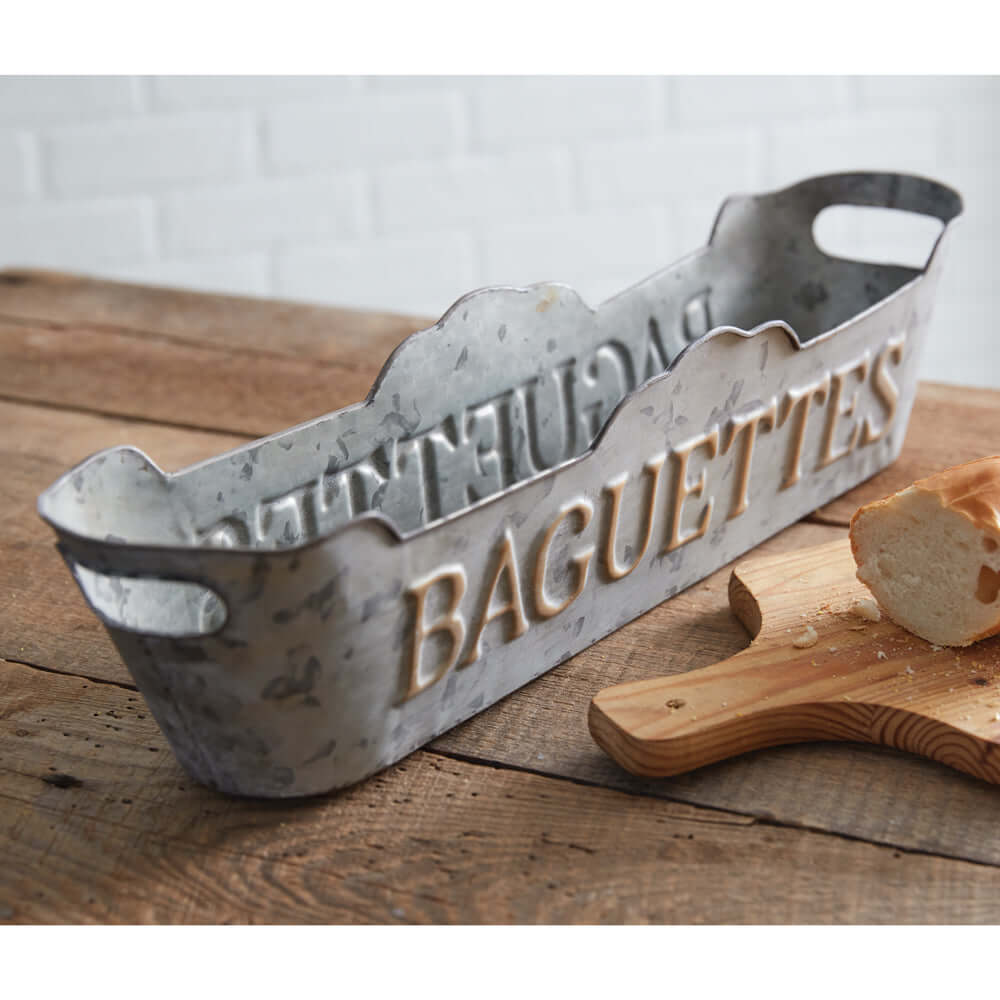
[{"x1": 2, "y1": 268, "x2": 1000, "y2": 924}]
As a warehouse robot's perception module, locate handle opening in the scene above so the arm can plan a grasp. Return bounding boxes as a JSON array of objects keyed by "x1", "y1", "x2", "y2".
[
  {"x1": 70, "y1": 562, "x2": 228, "y2": 639},
  {"x1": 813, "y1": 204, "x2": 945, "y2": 271}
]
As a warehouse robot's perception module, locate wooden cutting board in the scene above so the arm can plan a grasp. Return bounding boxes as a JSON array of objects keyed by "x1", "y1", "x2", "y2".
[{"x1": 589, "y1": 539, "x2": 1000, "y2": 784}]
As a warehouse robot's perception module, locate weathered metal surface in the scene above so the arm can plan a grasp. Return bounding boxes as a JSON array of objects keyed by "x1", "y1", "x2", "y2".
[{"x1": 38, "y1": 172, "x2": 963, "y2": 797}]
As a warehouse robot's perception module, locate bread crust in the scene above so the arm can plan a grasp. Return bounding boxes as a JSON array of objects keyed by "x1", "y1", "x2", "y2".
[
  {"x1": 849, "y1": 456, "x2": 1000, "y2": 646},
  {"x1": 850, "y1": 456, "x2": 1000, "y2": 550},
  {"x1": 912, "y1": 455, "x2": 1000, "y2": 535}
]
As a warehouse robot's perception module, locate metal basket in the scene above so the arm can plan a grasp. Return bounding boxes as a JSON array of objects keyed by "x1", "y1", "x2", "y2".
[{"x1": 38, "y1": 172, "x2": 963, "y2": 797}]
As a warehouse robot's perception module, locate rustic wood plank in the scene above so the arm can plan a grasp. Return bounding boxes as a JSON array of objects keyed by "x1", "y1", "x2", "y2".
[
  {"x1": 811, "y1": 381, "x2": 1000, "y2": 527},
  {"x1": 0, "y1": 268, "x2": 429, "y2": 367},
  {"x1": 0, "y1": 316, "x2": 386, "y2": 437},
  {"x1": 3, "y1": 657, "x2": 999, "y2": 924}
]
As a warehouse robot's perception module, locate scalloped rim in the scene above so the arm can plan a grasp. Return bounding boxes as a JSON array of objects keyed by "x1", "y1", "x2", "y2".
[{"x1": 38, "y1": 171, "x2": 965, "y2": 563}]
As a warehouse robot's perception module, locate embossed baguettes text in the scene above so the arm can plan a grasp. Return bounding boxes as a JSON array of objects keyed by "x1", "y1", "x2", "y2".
[{"x1": 400, "y1": 334, "x2": 906, "y2": 701}]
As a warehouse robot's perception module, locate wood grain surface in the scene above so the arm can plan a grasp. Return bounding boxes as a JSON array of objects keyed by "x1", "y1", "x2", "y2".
[
  {"x1": 2, "y1": 269, "x2": 999, "y2": 924},
  {"x1": 590, "y1": 539, "x2": 1000, "y2": 783},
  {"x1": 4, "y1": 657, "x2": 1000, "y2": 924},
  {"x1": 0, "y1": 268, "x2": 428, "y2": 366}
]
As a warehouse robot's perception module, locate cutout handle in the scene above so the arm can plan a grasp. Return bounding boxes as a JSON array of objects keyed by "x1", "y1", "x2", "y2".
[
  {"x1": 798, "y1": 172, "x2": 962, "y2": 271},
  {"x1": 797, "y1": 172, "x2": 963, "y2": 226},
  {"x1": 813, "y1": 204, "x2": 945, "y2": 270},
  {"x1": 66, "y1": 556, "x2": 228, "y2": 639}
]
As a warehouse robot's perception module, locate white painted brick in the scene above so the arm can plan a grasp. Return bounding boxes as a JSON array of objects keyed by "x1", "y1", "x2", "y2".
[
  {"x1": 161, "y1": 174, "x2": 369, "y2": 254},
  {"x1": 765, "y1": 111, "x2": 944, "y2": 188},
  {"x1": 919, "y1": 300, "x2": 999, "y2": 389},
  {"x1": 856, "y1": 76, "x2": 1000, "y2": 110},
  {"x1": 0, "y1": 76, "x2": 139, "y2": 124},
  {"x1": 368, "y1": 76, "x2": 486, "y2": 93},
  {"x1": 44, "y1": 111, "x2": 256, "y2": 196},
  {"x1": 374, "y1": 149, "x2": 573, "y2": 234},
  {"x1": 276, "y1": 233, "x2": 480, "y2": 316},
  {"x1": 931, "y1": 165, "x2": 997, "y2": 240},
  {"x1": 579, "y1": 127, "x2": 766, "y2": 210},
  {"x1": 151, "y1": 75, "x2": 361, "y2": 108},
  {"x1": 0, "y1": 199, "x2": 153, "y2": 270},
  {"x1": 100, "y1": 252, "x2": 272, "y2": 298},
  {"x1": 264, "y1": 93, "x2": 463, "y2": 171},
  {"x1": 473, "y1": 76, "x2": 659, "y2": 150},
  {"x1": 673, "y1": 196, "x2": 733, "y2": 259},
  {"x1": 655, "y1": 202, "x2": 692, "y2": 269},
  {"x1": 481, "y1": 209, "x2": 663, "y2": 307},
  {"x1": 934, "y1": 232, "x2": 995, "y2": 298},
  {"x1": 0, "y1": 131, "x2": 34, "y2": 200},
  {"x1": 941, "y1": 109, "x2": 1000, "y2": 174},
  {"x1": 674, "y1": 76, "x2": 850, "y2": 125}
]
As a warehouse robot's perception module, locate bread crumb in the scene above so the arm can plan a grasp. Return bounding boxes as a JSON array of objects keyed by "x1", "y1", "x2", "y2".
[
  {"x1": 904, "y1": 665, "x2": 914, "y2": 676},
  {"x1": 852, "y1": 598, "x2": 881, "y2": 622},
  {"x1": 930, "y1": 644, "x2": 943, "y2": 652},
  {"x1": 793, "y1": 625, "x2": 818, "y2": 649},
  {"x1": 876, "y1": 650, "x2": 888, "y2": 660},
  {"x1": 828, "y1": 646, "x2": 838, "y2": 653}
]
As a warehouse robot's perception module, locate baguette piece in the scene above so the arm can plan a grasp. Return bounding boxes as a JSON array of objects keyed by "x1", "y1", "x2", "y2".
[{"x1": 849, "y1": 456, "x2": 1000, "y2": 647}]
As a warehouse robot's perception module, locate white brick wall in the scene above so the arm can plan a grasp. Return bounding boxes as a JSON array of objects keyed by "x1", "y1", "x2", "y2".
[
  {"x1": 150, "y1": 76, "x2": 361, "y2": 109},
  {"x1": 472, "y1": 76, "x2": 662, "y2": 149},
  {"x1": 482, "y1": 208, "x2": 665, "y2": 306},
  {"x1": 276, "y1": 232, "x2": 479, "y2": 314},
  {"x1": 672, "y1": 76, "x2": 851, "y2": 125},
  {"x1": 0, "y1": 76, "x2": 140, "y2": 124},
  {"x1": 161, "y1": 173, "x2": 370, "y2": 254},
  {"x1": 0, "y1": 131, "x2": 35, "y2": 200},
  {"x1": 45, "y1": 111, "x2": 257, "y2": 196},
  {"x1": 0, "y1": 198, "x2": 154, "y2": 269},
  {"x1": 0, "y1": 75, "x2": 996, "y2": 387},
  {"x1": 264, "y1": 93, "x2": 465, "y2": 170},
  {"x1": 374, "y1": 147, "x2": 576, "y2": 237}
]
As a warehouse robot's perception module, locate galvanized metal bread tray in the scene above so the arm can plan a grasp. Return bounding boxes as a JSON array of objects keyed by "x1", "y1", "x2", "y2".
[{"x1": 38, "y1": 172, "x2": 962, "y2": 797}]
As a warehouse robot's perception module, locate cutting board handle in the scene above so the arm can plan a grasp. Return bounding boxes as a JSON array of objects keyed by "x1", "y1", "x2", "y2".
[{"x1": 588, "y1": 540, "x2": 1000, "y2": 783}]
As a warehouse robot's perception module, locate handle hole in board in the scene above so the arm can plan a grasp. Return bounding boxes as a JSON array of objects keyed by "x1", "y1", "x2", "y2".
[{"x1": 813, "y1": 205, "x2": 944, "y2": 270}]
